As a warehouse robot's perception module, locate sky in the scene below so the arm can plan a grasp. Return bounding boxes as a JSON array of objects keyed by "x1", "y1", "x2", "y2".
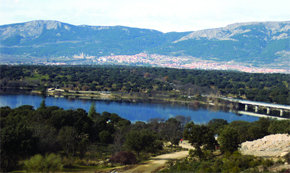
[{"x1": 0, "y1": 0, "x2": 289, "y2": 32}]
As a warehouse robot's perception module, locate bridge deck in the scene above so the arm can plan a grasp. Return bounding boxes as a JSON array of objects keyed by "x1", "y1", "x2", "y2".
[{"x1": 223, "y1": 98, "x2": 290, "y2": 110}]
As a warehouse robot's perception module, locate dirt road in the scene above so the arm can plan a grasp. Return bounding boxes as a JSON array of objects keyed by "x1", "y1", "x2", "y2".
[{"x1": 122, "y1": 141, "x2": 193, "y2": 173}]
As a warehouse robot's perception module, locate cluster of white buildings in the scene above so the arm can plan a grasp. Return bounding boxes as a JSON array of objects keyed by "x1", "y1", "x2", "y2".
[{"x1": 67, "y1": 53, "x2": 288, "y2": 73}]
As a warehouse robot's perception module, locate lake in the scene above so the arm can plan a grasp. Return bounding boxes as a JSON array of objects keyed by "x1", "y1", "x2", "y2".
[{"x1": 0, "y1": 94, "x2": 259, "y2": 123}]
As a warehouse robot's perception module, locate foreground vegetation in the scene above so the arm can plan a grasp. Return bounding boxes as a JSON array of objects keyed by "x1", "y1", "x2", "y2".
[
  {"x1": 1, "y1": 102, "x2": 289, "y2": 172},
  {"x1": 162, "y1": 151, "x2": 277, "y2": 173},
  {"x1": 162, "y1": 118, "x2": 290, "y2": 173},
  {"x1": 1, "y1": 65, "x2": 289, "y2": 105},
  {"x1": 0, "y1": 102, "x2": 185, "y2": 172}
]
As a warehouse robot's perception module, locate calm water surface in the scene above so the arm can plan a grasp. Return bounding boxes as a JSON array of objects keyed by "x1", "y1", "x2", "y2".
[{"x1": 0, "y1": 94, "x2": 259, "y2": 123}]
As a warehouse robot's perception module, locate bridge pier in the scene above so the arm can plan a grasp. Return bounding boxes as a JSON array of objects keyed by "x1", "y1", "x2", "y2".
[
  {"x1": 255, "y1": 106, "x2": 258, "y2": 113},
  {"x1": 280, "y1": 110, "x2": 283, "y2": 116},
  {"x1": 227, "y1": 98, "x2": 289, "y2": 118},
  {"x1": 267, "y1": 108, "x2": 270, "y2": 114}
]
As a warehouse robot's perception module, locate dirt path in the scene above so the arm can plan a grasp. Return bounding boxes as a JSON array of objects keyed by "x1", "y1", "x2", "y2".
[{"x1": 121, "y1": 141, "x2": 193, "y2": 173}]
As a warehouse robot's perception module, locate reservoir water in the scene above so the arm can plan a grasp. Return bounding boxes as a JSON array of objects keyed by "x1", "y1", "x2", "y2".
[{"x1": 0, "y1": 94, "x2": 259, "y2": 123}]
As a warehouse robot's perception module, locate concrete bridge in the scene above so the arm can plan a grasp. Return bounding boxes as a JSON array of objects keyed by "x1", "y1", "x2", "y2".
[{"x1": 222, "y1": 98, "x2": 290, "y2": 118}]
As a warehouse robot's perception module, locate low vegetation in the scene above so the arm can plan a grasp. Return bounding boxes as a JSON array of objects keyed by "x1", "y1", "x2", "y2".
[
  {"x1": 23, "y1": 153, "x2": 63, "y2": 172},
  {"x1": 162, "y1": 150, "x2": 275, "y2": 173}
]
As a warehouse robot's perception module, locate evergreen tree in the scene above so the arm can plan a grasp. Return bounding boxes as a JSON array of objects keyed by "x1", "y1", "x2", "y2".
[
  {"x1": 88, "y1": 102, "x2": 98, "y2": 121},
  {"x1": 40, "y1": 100, "x2": 46, "y2": 109}
]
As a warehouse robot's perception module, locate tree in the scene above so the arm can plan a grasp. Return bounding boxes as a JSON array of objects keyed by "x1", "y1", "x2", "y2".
[
  {"x1": 268, "y1": 120, "x2": 290, "y2": 134},
  {"x1": 183, "y1": 122, "x2": 217, "y2": 151},
  {"x1": 254, "y1": 118, "x2": 272, "y2": 136},
  {"x1": 0, "y1": 108, "x2": 37, "y2": 172},
  {"x1": 99, "y1": 130, "x2": 113, "y2": 144},
  {"x1": 246, "y1": 118, "x2": 273, "y2": 141},
  {"x1": 174, "y1": 115, "x2": 191, "y2": 128},
  {"x1": 39, "y1": 100, "x2": 46, "y2": 109},
  {"x1": 76, "y1": 133, "x2": 89, "y2": 158},
  {"x1": 57, "y1": 126, "x2": 78, "y2": 156},
  {"x1": 0, "y1": 106, "x2": 11, "y2": 118},
  {"x1": 218, "y1": 126, "x2": 239, "y2": 153},
  {"x1": 88, "y1": 102, "x2": 98, "y2": 121},
  {"x1": 112, "y1": 127, "x2": 130, "y2": 153},
  {"x1": 228, "y1": 121, "x2": 251, "y2": 143},
  {"x1": 207, "y1": 119, "x2": 228, "y2": 135},
  {"x1": 161, "y1": 118, "x2": 183, "y2": 146},
  {"x1": 31, "y1": 124, "x2": 58, "y2": 153},
  {"x1": 125, "y1": 129, "x2": 161, "y2": 156}
]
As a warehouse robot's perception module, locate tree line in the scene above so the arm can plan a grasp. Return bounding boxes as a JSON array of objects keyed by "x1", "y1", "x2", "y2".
[
  {"x1": 0, "y1": 65, "x2": 289, "y2": 105},
  {"x1": 1, "y1": 103, "x2": 289, "y2": 172}
]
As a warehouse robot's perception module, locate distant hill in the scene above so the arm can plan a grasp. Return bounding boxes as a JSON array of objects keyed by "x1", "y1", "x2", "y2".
[
  {"x1": 0, "y1": 20, "x2": 186, "y2": 56},
  {"x1": 157, "y1": 22, "x2": 290, "y2": 64},
  {"x1": 0, "y1": 20, "x2": 289, "y2": 70}
]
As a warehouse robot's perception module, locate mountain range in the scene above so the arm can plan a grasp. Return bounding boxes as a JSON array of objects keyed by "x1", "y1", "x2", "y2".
[{"x1": 0, "y1": 20, "x2": 289, "y2": 72}]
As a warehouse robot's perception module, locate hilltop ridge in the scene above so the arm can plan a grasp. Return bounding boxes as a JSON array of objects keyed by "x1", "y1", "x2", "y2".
[{"x1": 0, "y1": 20, "x2": 289, "y2": 72}]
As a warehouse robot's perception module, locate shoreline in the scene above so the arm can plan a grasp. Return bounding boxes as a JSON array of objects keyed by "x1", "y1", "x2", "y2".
[
  {"x1": 44, "y1": 89, "x2": 210, "y2": 106},
  {"x1": 1, "y1": 89, "x2": 210, "y2": 108}
]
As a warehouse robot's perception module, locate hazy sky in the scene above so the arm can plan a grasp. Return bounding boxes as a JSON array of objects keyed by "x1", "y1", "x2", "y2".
[{"x1": 0, "y1": 0, "x2": 289, "y2": 32}]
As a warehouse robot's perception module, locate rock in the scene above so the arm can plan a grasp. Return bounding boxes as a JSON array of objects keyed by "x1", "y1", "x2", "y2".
[
  {"x1": 280, "y1": 152, "x2": 289, "y2": 157},
  {"x1": 240, "y1": 134, "x2": 290, "y2": 157}
]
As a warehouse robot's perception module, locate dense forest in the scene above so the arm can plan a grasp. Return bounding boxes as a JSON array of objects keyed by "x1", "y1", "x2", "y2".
[
  {"x1": 1, "y1": 104, "x2": 289, "y2": 172},
  {"x1": 0, "y1": 65, "x2": 289, "y2": 105}
]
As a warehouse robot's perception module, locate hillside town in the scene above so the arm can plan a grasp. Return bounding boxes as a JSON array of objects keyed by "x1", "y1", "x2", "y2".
[{"x1": 62, "y1": 53, "x2": 288, "y2": 73}]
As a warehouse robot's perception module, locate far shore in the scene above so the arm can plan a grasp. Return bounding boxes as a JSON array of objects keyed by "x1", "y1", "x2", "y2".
[{"x1": 1, "y1": 88, "x2": 288, "y2": 120}]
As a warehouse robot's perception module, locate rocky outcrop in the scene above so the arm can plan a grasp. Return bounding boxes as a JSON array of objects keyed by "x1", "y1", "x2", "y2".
[{"x1": 240, "y1": 134, "x2": 290, "y2": 157}]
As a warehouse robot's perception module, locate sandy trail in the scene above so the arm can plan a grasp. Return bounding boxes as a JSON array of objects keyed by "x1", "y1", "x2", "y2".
[{"x1": 122, "y1": 141, "x2": 193, "y2": 173}]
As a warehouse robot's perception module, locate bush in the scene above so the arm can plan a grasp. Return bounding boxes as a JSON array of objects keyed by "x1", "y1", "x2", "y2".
[
  {"x1": 24, "y1": 153, "x2": 63, "y2": 172},
  {"x1": 110, "y1": 151, "x2": 137, "y2": 165},
  {"x1": 23, "y1": 154, "x2": 43, "y2": 172},
  {"x1": 62, "y1": 157, "x2": 75, "y2": 168}
]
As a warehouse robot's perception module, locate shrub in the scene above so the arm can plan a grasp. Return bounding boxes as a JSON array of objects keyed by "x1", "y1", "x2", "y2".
[
  {"x1": 24, "y1": 153, "x2": 63, "y2": 172},
  {"x1": 62, "y1": 157, "x2": 75, "y2": 168},
  {"x1": 110, "y1": 151, "x2": 137, "y2": 165},
  {"x1": 162, "y1": 150, "x2": 271, "y2": 173},
  {"x1": 23, "y1": 154, "x2": 43, "y2": 172}
]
